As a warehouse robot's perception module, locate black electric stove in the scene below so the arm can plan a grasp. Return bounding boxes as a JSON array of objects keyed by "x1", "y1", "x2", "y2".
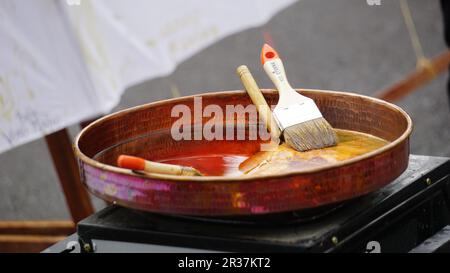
[{"x1": 77, "y1": 155, "x2": 450, "y2": 253}]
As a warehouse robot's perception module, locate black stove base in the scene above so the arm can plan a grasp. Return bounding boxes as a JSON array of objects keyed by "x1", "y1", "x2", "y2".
[{"x1": 77, "y1": 155, "x2": 450, "y2": 253}]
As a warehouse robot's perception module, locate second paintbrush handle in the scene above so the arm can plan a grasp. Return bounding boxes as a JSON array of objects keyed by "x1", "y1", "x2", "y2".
[
  {"x1": 261, "y1": 44, "x2": 309, "y2": 106},
  {"x1": 263, "y1": 58, "x2": 292, "y2": 92},
  {"x1": 118, "y1": 155, "x2": 203, "y2": 176},
  {"x1": 236, "y1": 65, "x2": 281, "y2": 140},
  {"x1": 263, "y1": 58, "x2": 306, "y2": 105}
]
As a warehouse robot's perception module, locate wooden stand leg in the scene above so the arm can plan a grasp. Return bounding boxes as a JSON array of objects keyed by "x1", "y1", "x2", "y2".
[
  {"x1": 0, "y1": 221, "x2": 75, "y2": 235},
  {"x1": 0, "y1": 221, "x2": 75, "y2": 253},
  {"x1": 45, "y1": 129, "x2": 94, "y2": 223},
  {"x1": 375, "y1": 50, "x2": 450, "y2": 102}
]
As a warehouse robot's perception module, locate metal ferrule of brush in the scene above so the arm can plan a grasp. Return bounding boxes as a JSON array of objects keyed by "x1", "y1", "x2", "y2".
[
  {"x1": 273, "y1": 100, "x2": 324, "y2": 131},
  {"x1": 263, "y1": 58, "x2": 323, "y2": 131}
]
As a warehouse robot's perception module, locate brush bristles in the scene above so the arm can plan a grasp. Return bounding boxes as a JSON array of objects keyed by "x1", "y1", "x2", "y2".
[
  {"x1": 283, "y1": 118, "x2": 338, "y2": 152},
  {"x1": 181, "y1": 167, "x2": 204, "y2": 176}
]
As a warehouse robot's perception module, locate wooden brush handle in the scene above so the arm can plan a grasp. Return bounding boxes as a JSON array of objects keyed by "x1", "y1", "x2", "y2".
[
  {"x1": 236, "y1": 65, "x2": 281, "y2": 140},
  {"x1": 143, "y1": 160, "x2": 202, "y2": 176},
  {"x1": 118, "y1": 155, "x2": 203, "y2": 176},
  {"x1": 261, "y1": 44, "x2": 307, "y2": 106}
]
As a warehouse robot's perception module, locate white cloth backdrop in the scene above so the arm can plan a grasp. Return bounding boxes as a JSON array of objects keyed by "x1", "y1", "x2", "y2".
[{"x1": 0, "y1": 0, "x2": 295, "y2": 153}]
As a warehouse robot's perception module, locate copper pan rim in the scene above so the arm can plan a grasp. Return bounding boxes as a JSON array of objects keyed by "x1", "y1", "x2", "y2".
[{"x1": 74, "y1": 89, "x2": 413, "y2": 182}]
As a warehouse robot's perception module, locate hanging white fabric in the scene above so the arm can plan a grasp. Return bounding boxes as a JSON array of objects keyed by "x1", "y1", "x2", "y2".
[{"x1": 0, "y1": 0, "x2": 295, "y2": 153}]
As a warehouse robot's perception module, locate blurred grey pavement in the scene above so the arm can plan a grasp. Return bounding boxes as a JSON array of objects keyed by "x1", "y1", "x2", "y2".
[{"x1": 0, "y1": 0, "x2": 449, "y2": 220}]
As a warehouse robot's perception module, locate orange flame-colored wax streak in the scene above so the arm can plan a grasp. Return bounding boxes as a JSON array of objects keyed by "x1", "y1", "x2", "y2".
[{"x1": 262, "y1": 27, "x2": 276, "y2": 48}]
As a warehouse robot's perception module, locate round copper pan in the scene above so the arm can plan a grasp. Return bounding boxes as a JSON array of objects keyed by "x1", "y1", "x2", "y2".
[{"x1": 74, "y1": 89, "x2": 412, "y2": 216}]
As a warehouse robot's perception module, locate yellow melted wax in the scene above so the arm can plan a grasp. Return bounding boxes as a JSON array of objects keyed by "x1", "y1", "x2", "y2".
[{"x1": 240, "y1": 129, "x2": 389, "y2": 176}]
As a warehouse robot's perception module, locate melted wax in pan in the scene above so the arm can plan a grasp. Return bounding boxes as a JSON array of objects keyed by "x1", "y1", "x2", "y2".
[{"x1": 160, "y1": 129, "x2": 389, "y2": 177}]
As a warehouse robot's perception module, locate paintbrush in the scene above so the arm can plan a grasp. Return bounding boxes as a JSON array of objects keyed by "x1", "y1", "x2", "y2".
[
  {"x1": 118, "y1": 155, "x2": 203, "y2": 176},
  {"x1": 261, "y1": 44, "x2": 337, "y2": 151}
]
